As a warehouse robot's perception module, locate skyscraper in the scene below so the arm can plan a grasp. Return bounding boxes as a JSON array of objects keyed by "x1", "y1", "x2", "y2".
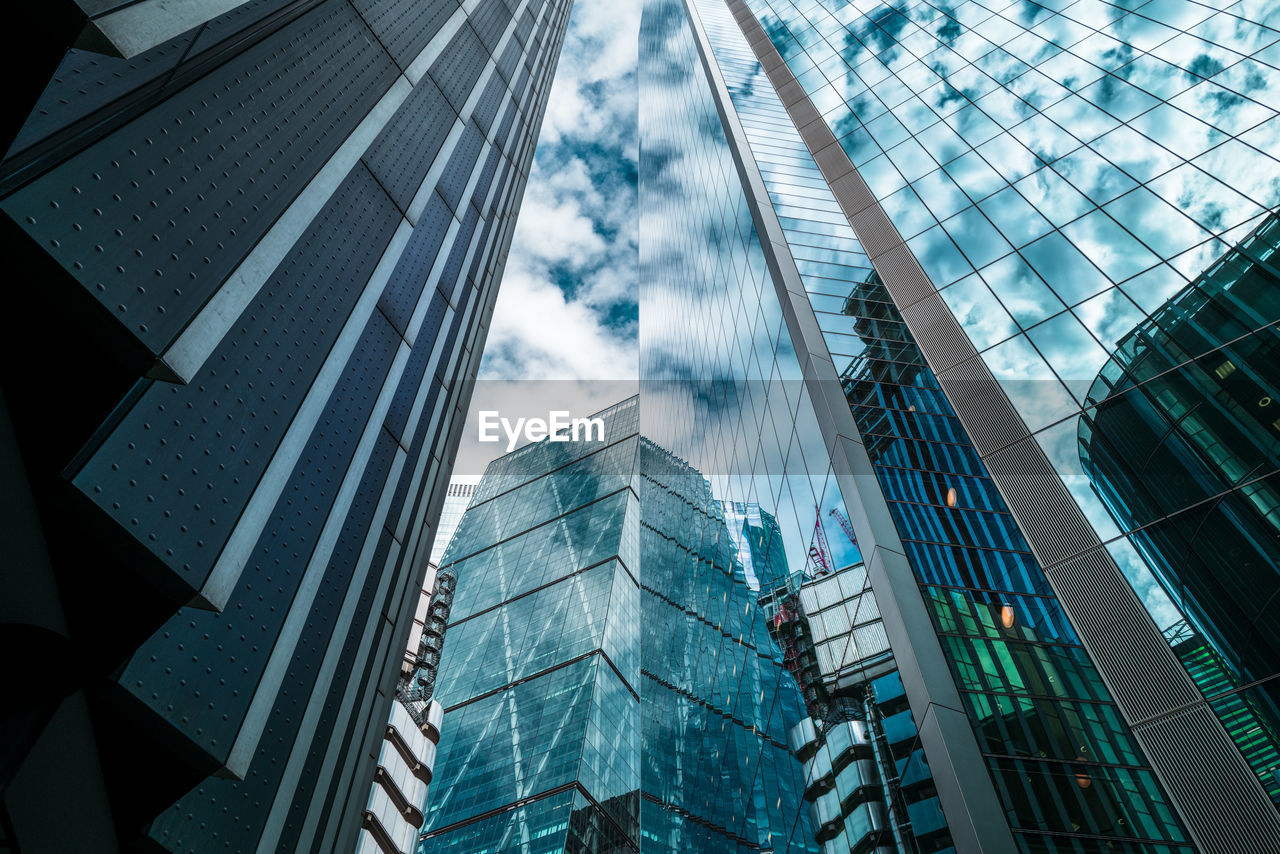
[
  {"x1": 418, "y1": 398, "x2": 815, "y2": 851},
  {"x1": 639, "y1": 0, "x2": 1280, "y2": 849},
  {"x1": 429, "y1": 478, "x2": 482, "y2": 565},
  {"x1": 5, "y1": 0, "x2": 1279, "y2": 851},
  {"x1": 0, "y1": 1, "x2": 572, "y2": 850}
]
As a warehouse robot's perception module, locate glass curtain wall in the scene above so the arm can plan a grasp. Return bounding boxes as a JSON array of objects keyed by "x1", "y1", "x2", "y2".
[
  {"x1": 642, "y1": 0, "x2": 963, "y2": 850},
  {"x1": 668, "y1": 0, "x2": 1193, "y2": 849},
  {"x1": 419, "y1": 399, "x2": 643, "y2": 853},
  {"x1": 738, "y1": 0, "x2": 1280, "y2": 817}
]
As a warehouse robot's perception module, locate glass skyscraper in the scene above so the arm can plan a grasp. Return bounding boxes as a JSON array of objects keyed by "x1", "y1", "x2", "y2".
[
  {"x1": 430, "y1": 478, "x2": 483, "y2": 565},
  {"x1": 417, "y1": 398, "x2": 816, "y2": 851},
  {"x1": 0, "y1": 1, "x2": 572, "y2": 851},
  {"x1": 1079, "y1": 212, "x2": 1280, "y2": 807},
  {"x1": 637, "y1": 0, "x2": 1280, "y2": 849}
]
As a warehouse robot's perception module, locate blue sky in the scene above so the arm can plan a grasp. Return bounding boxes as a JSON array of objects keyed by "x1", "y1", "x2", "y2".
[{"x1": 477, "y1": 0, "x2": 641, "y2": 382}]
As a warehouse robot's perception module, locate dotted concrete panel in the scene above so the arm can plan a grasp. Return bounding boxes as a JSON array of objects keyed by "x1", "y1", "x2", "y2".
[
  {"x1": 470, "y1": 0, "x2": 513, "y2": 54},
  {"x1": 351, "y1": 0, "x2": 462, "y2": 70},
  {"x1": 68, "y1": 165, "x2": 401, "y2": 601},
  {"x1": 273, "y1": 524, "x2": 398, "y2": 851},
  {"x1": 383, "y1": 293, "x2": 451, "y2": 442},
  {"x1": 514, "y1": 4, "x2": 537, "y2": 47},
  {"x1": 439, "y1": 206, "x2": 481, "y2": 307},
  {"x1": 472, "y1": 74, "x2": 508, "y2": 135},
  {"x1": 495, "y1": 37, "x2": 523, "y2": 86},
  {"x1": 187, "y1": 0, "x2": 312, "y2": 55},
  {"x1": 467, "y1": 211, "x2": 500, "y2": 286},
  {"x1": 2, "y1": 1, "x2": 399, "y2": 357},
  {"x1": 5, "y1": 0, "x2": 313, "y2": 164},
  {"x1": 376, "y1": 192, "x2": 454, "y2": 337},
  {"x1": 362, "y1": 73, "x2": 457, "y2": 213},
  {"x1": 146, "y1": 425, "x2": 400, "y2": 852},
  {"x1": 428, "y1": 24, "x2": 489, "y2": 115},
  {"x1": 472, "y1": 147, "x2": 504, "y2": 213},
  {"x1": 118, "y1": 310, "x2": 402, "y2": 765},
  {"x1": 437, "y1": 123, "x2": 487, "y2": 215},
  {"x1": 5, "y1": 36, "x2": 196, "y2": 159}
]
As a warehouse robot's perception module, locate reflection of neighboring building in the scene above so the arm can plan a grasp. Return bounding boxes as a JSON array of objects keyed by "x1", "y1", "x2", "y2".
[
  {"x1": 419, "y1": 399, "x2": 644, "y2": 851},
  {"x1": 640, "y1": 0, "x2": 1198, "y2": 845},
  {"x1": 640, "y1": 441, "x2": 817, "y2": 851},
  {"x1": 691, "y1": 0, "x2": 1280, "y2": 839},
  {"x1": 720, "y1": 506, "x2": 953, "y2": 851},
  {"x1": 723, "y1": 497, "x2": 946, "y2": 853},
  {"x1": 722, "y1": 502, "x2": 794, "y2": 593},
  {"x1": 1080, "y1": 214, "x2": 1280, "y2": 804},
  {"x1": 766, "y1": 563, "x2": 944, "y2": 854},
  {"x1": 830, "y1": 271, "x2": 1191, "y2": 850}
]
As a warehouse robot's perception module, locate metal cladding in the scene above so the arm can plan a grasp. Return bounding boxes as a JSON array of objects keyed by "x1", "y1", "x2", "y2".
[{"x1": 0, "y1": 0, "x2": 573, "y2": 850}]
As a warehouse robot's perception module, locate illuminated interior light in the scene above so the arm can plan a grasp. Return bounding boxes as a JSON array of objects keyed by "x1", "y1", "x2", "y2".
[{"x1": 1000, "y1": 604, "x2": 1016, "y2": 629}]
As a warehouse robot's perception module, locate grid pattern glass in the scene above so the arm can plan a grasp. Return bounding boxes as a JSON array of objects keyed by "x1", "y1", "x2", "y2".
[
  {"x1": 739, "y1": 0, "x2": 1280, "y2": 810},
  {"x1": 640, "y1": 0, "x2": 969, "y2": 848},
  {"x1": 691, "y1": 0, "x2": 1193, "y2": 847}
]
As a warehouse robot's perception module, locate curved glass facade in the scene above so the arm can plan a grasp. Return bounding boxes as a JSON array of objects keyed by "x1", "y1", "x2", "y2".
[{"x1": 1079, "y1": 213, "x2": 1280, "y2": 804}]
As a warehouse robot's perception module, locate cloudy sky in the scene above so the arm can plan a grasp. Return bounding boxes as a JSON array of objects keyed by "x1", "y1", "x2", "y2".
[
  {"x1": 455, "y1": 0, "x2": 641, "y2": 473},
  {"x1": 478, "y1": 0, "x2": 641, "y2": 383}
]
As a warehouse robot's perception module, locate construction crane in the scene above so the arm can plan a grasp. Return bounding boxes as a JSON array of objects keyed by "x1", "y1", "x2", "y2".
[
  {"x1": 828, "y1": 507, "x2": 858, "y2": 547},
  {"x1": 807, "y1": 505, "x2": 833, "y2": 576}
]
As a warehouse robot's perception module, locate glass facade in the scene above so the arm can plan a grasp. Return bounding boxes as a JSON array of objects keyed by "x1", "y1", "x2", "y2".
[
  {"x1": 713, "y1": 0, "x2": 1280, "y2": 844},
  {"x1": 417, "y1": 399, "x2": 821, "y2": 851},
  {"x1": 1079, "y1": 211, "x2": 1280, "y2": 804},
  {"x1": 430, "y1": 478, "x2": 483, "y2": 565},
  {"x1": 641, "y1": 0, "x2": 965, "y2": 849},
  {"x1": 1165, "y1": 622, "x2": 1280, "y2": 806},
  {"x1": 638, "y1": 441, "x2": 815, "y2": 851},
  {"x1": 661, "y1": 0, "x2": 1192, "y2": 847},
  {"x1": 421, "y1": 398, "x2": 642, "y2": 852},
  {"x1": 9, "y1": 0, "x2": 1273, "y2": 847}
]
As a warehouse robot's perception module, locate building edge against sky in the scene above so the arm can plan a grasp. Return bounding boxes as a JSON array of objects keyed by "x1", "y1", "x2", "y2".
[{"x1": 0, "y1": 0, "x2": 573, "y2": 851}]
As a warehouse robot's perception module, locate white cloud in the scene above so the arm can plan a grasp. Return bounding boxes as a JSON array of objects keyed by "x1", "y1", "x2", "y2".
[
  {"x1": 481, "y1": 261, "x2": 636, "y2": 380},
  {"x1": 510, "y1": 187, "x2": 607, "y2": 264},
  {"x1": 478, "y1": 0, "x2": 640, "y2": 387},
  {"x1": 538, "y1": 0, "x2": 641, "y2": 149}
]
